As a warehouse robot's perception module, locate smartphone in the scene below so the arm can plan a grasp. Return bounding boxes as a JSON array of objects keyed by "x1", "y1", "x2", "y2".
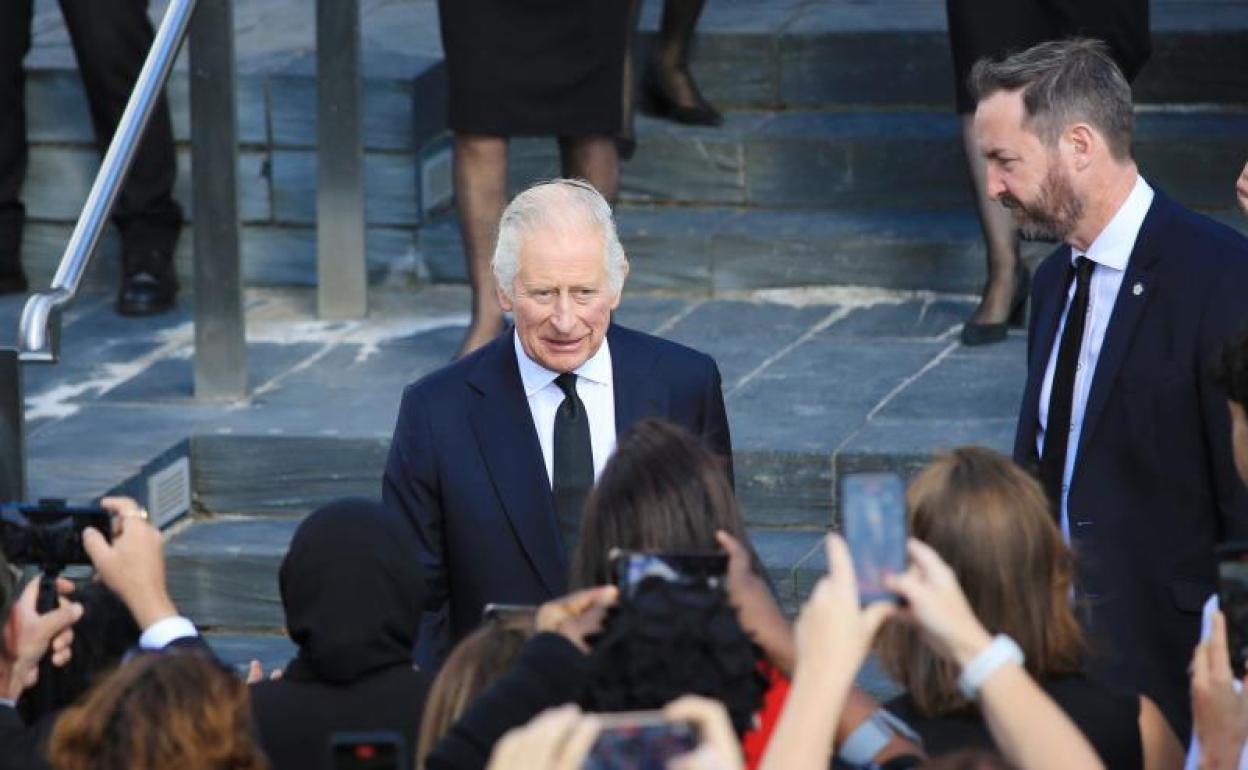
[
  {"x1": 329, "y1": 731, "x2": 406, "y2": 770},
  {"x1": 608, "y1": 550, "x2": 728, "y2": 598},
  {"x1": 840, "y1": 473, "x2": 907, "y2": 604},
  {"x1": 1217, "y1": 543, "x2": 1248, "y2": 677},
  {"x1": 0, "y1": 502, "x2": 112, "y2": 567},
  {"x1": 481, "y1": 603, "x2": 538, "y2": 632},
  {"x1": 581, "y1": 712, "x2": 698, "y2": 770}
]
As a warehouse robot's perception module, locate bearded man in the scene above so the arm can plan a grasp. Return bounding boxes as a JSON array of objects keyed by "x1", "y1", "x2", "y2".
[{"x1": 972, "y1": 39, "x2": 1248, "y2": 741}]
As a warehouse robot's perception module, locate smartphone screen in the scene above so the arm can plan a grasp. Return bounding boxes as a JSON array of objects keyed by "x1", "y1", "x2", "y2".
[
  {"x1": 608, "y1": 550, "x2": 728, "y2": 598},
  {"x1": 1218, "y1": 544, "x2": 1248, "y2": 678},
  {"x1": 329, "y1": 732, "x2": 405, "y2": 770},
  {"x1": 581, "y1": 713, "x2": 698, "y2": 770},
  {"x1": 840, "y1": 473, "x2": 907, "y2": 604}
]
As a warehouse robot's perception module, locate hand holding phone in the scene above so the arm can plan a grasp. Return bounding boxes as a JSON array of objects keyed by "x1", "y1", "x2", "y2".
[
  {"x1": 581, "y1": 711, "x2": 698, "y2": 770},
  {"x1": 1217, "y1": 544, "x2": 1248, "y2": 677}
]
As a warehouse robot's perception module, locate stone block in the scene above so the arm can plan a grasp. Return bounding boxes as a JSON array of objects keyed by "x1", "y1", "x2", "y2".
[
  {"x1": 192, "y1": 435, "x2": 389, "y2": 515},
  {"x1": 269, "y1": 74, "x2": 424, "y2": 152},
  {"x1": 269, "y1": 150, "x2": 418, "y2": 226},
  {"x1": 736, "y1": 450, "x2": 833, "y2": 528}
]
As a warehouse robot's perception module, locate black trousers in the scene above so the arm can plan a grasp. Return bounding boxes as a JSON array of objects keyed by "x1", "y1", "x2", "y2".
[
  {"x1": 0, "y1": 0, "x2": 182, "y2": 277},
  {"x1": 947, "y1": 0, "x2": 1151, "y2": 113}
]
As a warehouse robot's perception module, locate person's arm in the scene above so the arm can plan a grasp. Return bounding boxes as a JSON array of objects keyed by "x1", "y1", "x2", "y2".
[
  {"x1": 382, "y1": 386, "x2": 451, "y2": 666},
  {"x1": 886, "y1": 540, "x2": 1103, "y2": 770},
  {"x1": 759, "y1": 535, "x2": 896, "y2": 770},
  {"x1": 1191, "y1": 611, "x2": 1248, "y2": 770},
  {"x1": 427, "y1": 586, "x2": 617, "y2": 770},
  {"x1": 1139, "y1": 695, "x2": 1184, "y2": 770}
]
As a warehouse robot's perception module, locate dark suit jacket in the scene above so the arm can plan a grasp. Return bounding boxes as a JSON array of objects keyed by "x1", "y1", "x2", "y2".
[
  {"x1": 1014, "y1": 189, "x2": 1248, "y2": 740},
  {"x1": 383, "y1": 323, "x2": 733, "y2": 668}
]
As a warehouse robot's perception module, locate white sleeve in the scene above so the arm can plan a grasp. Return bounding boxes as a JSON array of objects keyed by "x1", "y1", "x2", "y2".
[
  {"x1": 138, "y1": 616, "x2": 199, "y2": 650},
  {"x1": 1186, "y1": 595, "x2": 1225, "y2": 770}
]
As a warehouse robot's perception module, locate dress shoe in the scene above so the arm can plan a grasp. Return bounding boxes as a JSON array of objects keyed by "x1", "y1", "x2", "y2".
[
  {"x1": 639, "y1": 63, "x2": 723, "y2": 127},
  {"x1": 117, "y1": 271, "x2": 176, "y2": 316},
  {"x1": 960, "y1": 264, "x2": 1030, "y2": 346}
]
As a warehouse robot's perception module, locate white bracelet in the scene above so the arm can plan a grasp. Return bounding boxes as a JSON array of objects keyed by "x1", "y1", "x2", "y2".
[{"x1": 957, "y1": 634, "x2": 1025, "y2": 700}]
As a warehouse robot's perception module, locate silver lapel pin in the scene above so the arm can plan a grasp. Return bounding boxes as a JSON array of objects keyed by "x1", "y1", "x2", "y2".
[{"x1": 1132, "y1": 282, "x2": 1144, "y2": 297}]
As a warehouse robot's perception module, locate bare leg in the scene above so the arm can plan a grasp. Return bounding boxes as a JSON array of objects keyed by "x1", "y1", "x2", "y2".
[
  {"x1": 453, "y1": 133, "x2": 509, "y2": 358},
  {"x1": 961, "y1": 114, "x2": 1021, "y2": 326},
  {"x1": 560, "y1": 136, "x2": 620, "y2": 205}
]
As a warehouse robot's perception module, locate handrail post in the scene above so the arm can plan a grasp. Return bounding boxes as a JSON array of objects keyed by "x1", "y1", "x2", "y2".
[
  {"x1": 0, "y1": 349, "x2": 24, "y2": 502},
  {"x1": 189, "y1": 0, "x2": 246, "y2": 399},
  {"x1": 315, "y1": 0, "x2": 368, "y2": 319}
]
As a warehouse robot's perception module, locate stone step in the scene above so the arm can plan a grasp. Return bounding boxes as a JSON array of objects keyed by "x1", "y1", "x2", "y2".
[
  {"x1": 642, "y1": 1, "x2": 1248, "y2": 110},
  {"x1": 420, "y1": 203, "x2": 1247, "y2": 296},
  {"x1": 165, "y1": 513, "x2": 827, "y2": 629},
  {"x1": 503, "y1": 109, "x2": 1248, "y2": 210}
]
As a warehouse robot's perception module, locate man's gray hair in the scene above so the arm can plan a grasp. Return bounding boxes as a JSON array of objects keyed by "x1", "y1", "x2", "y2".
[
  {"x1": 492, "y1": 179, "x2": 627, "y2": 298},
  {"x1": 969, "y1": 38, "x2": 1134, "y2": 161}
]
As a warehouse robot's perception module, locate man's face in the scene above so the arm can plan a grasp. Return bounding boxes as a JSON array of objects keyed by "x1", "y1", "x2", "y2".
[
  {"x1": 1231, "y1": 400, "x2": 1248, "y2": 485},
  {"x1": 498, "y1": 223, "x2": 622, "y2": 373},
  {"x1": 974, "y1": 90, "x2": 1085, "y2": 242}
]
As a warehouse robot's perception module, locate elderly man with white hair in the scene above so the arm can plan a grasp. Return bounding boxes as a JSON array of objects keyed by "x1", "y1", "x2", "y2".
[{"x1": 383, "y1": 179, "x2": 732, "y2": 667}]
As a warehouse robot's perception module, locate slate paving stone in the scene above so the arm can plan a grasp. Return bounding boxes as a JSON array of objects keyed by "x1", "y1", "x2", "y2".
[
  {"x1": 878, "y1": 338, "x2": 1027, "y2": 421},
  {"x1": 827, "y1": 300, "x2": 975, "y2": 339},
  {"x1": 728, "y1": 335, "x2": 945, "y2": 452},
  {"x1": 663, "y1": 300, "x2": 834, "y2": 387},
  {"x1": 209, "y1": 634, "x2": 298, "y2": 675},
  {"x1": 736, "y1": 450, "x2": 833, "y2": 528},
  {"x1": 100, "y1": 343, "x2": 322, "y2": 404},
  {"x1": 611, "y1": 296, "x2": 696, "y2": 335}
]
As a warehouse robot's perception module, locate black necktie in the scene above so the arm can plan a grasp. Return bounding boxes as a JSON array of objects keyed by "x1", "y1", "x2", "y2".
[
  {"x1": 1040, "y1": 256, "x2": 1095, "y2": 511},
  {"x1": 553, "y1": 372, "x2": 594, "y2": 555}
]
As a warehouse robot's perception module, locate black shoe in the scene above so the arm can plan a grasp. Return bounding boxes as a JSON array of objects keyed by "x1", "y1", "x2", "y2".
[
  {"x1": 117, "y1": 271, "x2": 176, "y2": 316},
  {"x1": 639, "y1": 63, "x2": 723, "y2": 127},
  {"x1": 0, "y1": 269, "x2": 27, "y2": 295},
  {"x1": 960, "y1": 264, "x2": 1030, "y2": 346}
]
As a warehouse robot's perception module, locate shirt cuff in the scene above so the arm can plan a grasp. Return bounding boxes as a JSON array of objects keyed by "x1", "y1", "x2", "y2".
[{"x1": 139, "y1": 616, "x2": 199, "y2": 650}]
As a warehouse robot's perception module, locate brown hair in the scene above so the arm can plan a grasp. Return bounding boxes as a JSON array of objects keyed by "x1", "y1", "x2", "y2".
[
  {"x1": 569, "y1": 418, "x2": 752, "y2": 589},
  {"x1": 875, "y1": 447, "x2": 1085, "y2": 715},
  {"x1": 415, "y1": 616, "x2": 533, "y2": 770},
  {"x1": 48, "y1": 652, "x2": 268, "y2": 770}
]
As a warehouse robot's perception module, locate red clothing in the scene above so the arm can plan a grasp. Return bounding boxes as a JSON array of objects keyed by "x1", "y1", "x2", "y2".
[{"x1": 742, "y1": 663, "x2": 790, "y2": 770}]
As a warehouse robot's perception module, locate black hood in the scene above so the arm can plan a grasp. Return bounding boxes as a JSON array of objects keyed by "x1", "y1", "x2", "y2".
[{"x1": 279, "y1": 498, "x2": 424, "y2": 685}]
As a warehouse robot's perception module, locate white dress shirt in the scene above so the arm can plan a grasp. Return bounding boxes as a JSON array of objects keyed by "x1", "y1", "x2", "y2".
[
  {"x1": 1036, "y1": 175, "x2": 1154, "y2": 541},
  {"x1": 514, "y1": 333, "x2": 617, "y2": 486}
]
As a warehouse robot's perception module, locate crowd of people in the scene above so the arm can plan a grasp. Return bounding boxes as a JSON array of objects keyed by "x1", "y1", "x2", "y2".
[{"x1": 2, "y1": 20, "x2": 1248, "y2": 770}]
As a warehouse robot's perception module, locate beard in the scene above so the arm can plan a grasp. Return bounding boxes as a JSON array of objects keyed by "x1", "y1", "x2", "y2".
[{"x1": 998, "y1": 164, "x2": 1085, "y2": 242}]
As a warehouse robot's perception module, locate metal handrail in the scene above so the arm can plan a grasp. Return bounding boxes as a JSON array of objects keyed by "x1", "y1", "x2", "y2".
[{"x1": 18, "y1": 0, "x2": 199, "y2": 363}]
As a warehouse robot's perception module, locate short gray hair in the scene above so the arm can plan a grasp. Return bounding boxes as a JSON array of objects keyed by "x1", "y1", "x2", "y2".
[
  {"x1": 492, "y1": 179, "x2": 627, "y2": 299},
  {"x1": 969, "y1": 38, "x2": 1134, "y2": 161}
]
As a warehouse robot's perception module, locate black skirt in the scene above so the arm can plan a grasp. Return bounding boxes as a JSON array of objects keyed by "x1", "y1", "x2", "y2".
[
  {"x1": 946, "y1": 0, "x2": 1151, "y2": 114},
  {"x1": 438, "y1": 0, "x2": 630, "y2": 137}
]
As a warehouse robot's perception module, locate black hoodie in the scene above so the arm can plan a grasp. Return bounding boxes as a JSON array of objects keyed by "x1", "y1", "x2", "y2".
[{"x1": 250, "y1": 498, "x2": 430, "y2": 770}]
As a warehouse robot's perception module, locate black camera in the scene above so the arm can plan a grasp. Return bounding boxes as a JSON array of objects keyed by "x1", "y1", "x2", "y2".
[{"x1": 0, "y1": 499, "x2": 112, "y2": 570}]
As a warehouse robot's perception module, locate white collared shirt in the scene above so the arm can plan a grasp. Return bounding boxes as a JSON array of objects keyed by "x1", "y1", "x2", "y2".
[
  {"x1": 1036, "y1": 175, "x2": 1154, "y2": 541},
  {"x1": 514, "y1": 333, "x2": 617, "y2": 487}
]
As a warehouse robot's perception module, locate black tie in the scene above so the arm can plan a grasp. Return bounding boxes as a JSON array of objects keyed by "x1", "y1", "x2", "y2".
[
  {"x1": 553, "y1": 372, "x2": 594, "y2": 555},
  {"x1": 1040, "y1": 256, "x2": 1095, "y2": 511}
]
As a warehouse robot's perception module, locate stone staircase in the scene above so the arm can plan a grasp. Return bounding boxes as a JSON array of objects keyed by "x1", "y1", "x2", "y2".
[{"x1": 14, "y1": 0, "x2": 1248, "y2": 676}]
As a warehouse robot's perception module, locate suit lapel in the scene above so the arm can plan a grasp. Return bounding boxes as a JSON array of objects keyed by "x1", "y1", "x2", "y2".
[
  {"x1": 467, "y1": 335, "x2": 565, "y2": 596},
  {"x1": 1074, "y1": 193, "x2": 1171, "y2": 470},
  {"x1": 608, "y1": 324, "x2": 669, "y2": 435},
  {"x1": 1017, "y1": 250, "x2": 1074, "y2": 464}
]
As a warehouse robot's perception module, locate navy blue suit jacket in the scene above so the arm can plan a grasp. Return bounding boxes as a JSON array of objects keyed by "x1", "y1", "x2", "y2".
[
  {"x1": 383, "y1": 323, "x2": 732, "y2": 667},
  {"x1": 1014, "y1": 189, "x2": 1248, "y2": 740}
]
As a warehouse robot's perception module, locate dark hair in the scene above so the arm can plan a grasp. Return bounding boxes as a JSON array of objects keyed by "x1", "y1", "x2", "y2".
[
  {"x1": 0, "y1": 555, "x2": 12, "y2": 660},
  {"x1": 969, "y1": 38, "x2": 1134, "y2": 161},
  {"x1": 876, "y1": 447, "x2": 1085, "y2": 715},
  {"x1": 1214, "y1": 324, "x2": 1248, "y2": 408},
  {"x1": 48, "y1": 652, "x2": 269, "y2": 770},
  {"x1": 569, "y1": 419, "x2": 752, "y2": 589}
]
